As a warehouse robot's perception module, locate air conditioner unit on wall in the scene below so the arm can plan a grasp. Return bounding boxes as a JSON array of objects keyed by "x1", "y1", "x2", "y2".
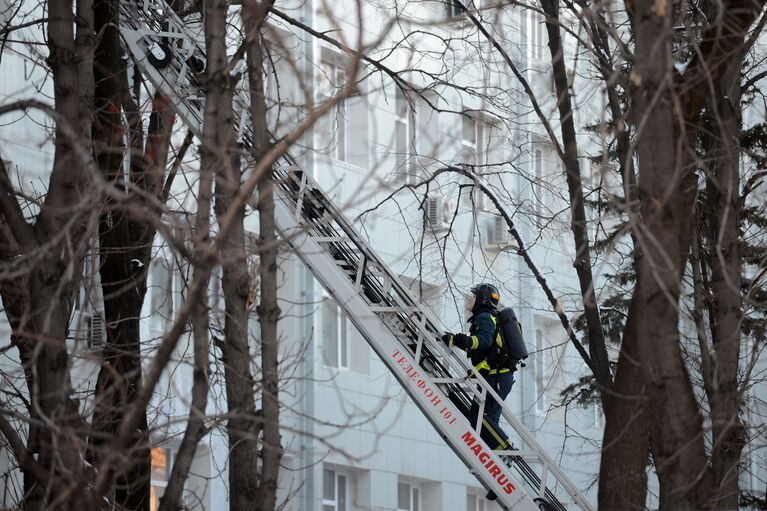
[
  {"x1": 486, "y1": 216, "x2": 509, "y2": 248},
  {"x1": 426, "y1": 196, "x2": 445, "y2": 230},
  {"x1": 89, "y1": 310, "x2": 106, "y2": 351},
  {"x1": 68, "y1": 310, "x2": 106, "y2": 351}
]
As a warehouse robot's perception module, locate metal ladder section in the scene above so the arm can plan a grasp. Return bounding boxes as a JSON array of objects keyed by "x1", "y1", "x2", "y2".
[{"x1": 118, "y1": 3, "x2": 596, "y2": 510}]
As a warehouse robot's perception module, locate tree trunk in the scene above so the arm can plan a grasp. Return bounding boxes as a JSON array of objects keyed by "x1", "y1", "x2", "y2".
[
  {"x1": 598, "y1": 286, "x2": 649, "y2": 510},
  {"x1": 630, "y1": 2, "x2": 710, "y2": 508},
  {"x1": 243, "y1": 1, "x2": 282, "y2": 508},
  {"x1": 700, "y1": 51, "x2": 745, "y2": 510},
  {"x1": 540, "y1": 0, "x2": 611, "y2": 408},
  {"x1": 91, "y1": 0, "x2": 153, "y2": 507},
  {"x1": 540, "y1": 6, "x2": 653, "y2": 505},
  {"x1": 14, "y1": 0, "x2": 90, "y2": 507},
  {"x1": 159, "y1": 103, "x2": 213, "y2": 511},
  {"x1": 629, "y1": 2, "x2": 763, "y2": 507},
  {"x1": 579, "y1": 7, "x2": 653, "y2": 505},
  {"x1": 205, "y1": 1, "x2": 262, "y2": 509}
]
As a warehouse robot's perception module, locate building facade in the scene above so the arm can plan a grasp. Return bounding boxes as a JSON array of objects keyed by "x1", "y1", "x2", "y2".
[{"x1": 2, "y1": 0, "x2": 766, "y2": 510}]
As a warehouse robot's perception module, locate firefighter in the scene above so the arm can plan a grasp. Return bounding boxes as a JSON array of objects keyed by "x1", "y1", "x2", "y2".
[{"x1": 442, "y1": 283, "x2": 514, "y2": 453}]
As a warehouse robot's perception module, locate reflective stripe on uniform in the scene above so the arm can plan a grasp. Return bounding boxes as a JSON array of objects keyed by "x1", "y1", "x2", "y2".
[
  {"x1": 470, "y1": 361, "x2": 511, "y2": 376},
  {"x1": 482, "y1": 417, "x2": 510, "y2": 449},
  {"x1": 473, "y1": 359, "x2": 491, "y2": 373},
  {"x1": 490, "y1": 315, "x2": 503, "y2": 348},
  {"x1": 466, "y1": 314, "x2": 507, "y2": 375}
]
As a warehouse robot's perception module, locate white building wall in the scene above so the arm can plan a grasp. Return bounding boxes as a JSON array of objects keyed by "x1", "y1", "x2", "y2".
[{"x1": 0, "y1": 0, "x2": 696, "y2": 509}]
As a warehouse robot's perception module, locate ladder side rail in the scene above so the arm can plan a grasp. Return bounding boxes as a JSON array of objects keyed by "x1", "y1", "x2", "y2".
[
  {"x1": 270, "y1": 168, "x2": 481, "y2": 383},
  {"x1": 274, "y1": 202, "x2": 539, "y2": 511},
  {"x1": 271, "y1": 162, "x2": 592, "y2": 510},
  {"x1": 273, "y1": 167, "x2": 591, "y2": 510}
]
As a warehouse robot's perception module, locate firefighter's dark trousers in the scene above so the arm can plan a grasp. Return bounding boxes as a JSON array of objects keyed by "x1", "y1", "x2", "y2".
[{"x1": 469, "y1": 371, "x2": 515, "y2": 450}]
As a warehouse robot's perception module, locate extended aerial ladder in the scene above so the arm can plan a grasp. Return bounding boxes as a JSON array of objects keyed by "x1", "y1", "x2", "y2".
[{"x1": 118, "y1": 3, "x2": 596, "y2": 510}]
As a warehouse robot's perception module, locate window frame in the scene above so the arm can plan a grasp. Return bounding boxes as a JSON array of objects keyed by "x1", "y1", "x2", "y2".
[
  {"x1": 529, "y1": 10, "x2": 546, "y2": 61},
  {"x1": 394, "y1": 88, "x2": 418, "y2": 183},
  {"x1": 445, "y1": 0, "x2": 477, "y2": 18},
  {"x1": 320, "y1": 291, "x2": 350, "y2": 370},
  {"x1": 426, "y1": 195, "x2": 446, "y2": 231},
  {"x1": 397, "y1": 481, "x2": 421, "y2": 511},
  {"x1": 467, "y1": 492, "x2": 488, "y2": 511},
  {"x1": 446, "y1": 0, "x2": 464, "y2": 17},
  {"x1": 150, "y1": 257, "x2": 176, "y2": 332},
  {"x1": 462, "y1": 115, "x2": 491, "y2": 209},
  {"x1": 487, "y1": 215, "x2": 507, "y2": 247},
  {"x1": 318, "y1": 59, "x2": 351, "y2": 163},
  {"x1": 322, "y1": 467, "x2": 349, "y2": 511}
]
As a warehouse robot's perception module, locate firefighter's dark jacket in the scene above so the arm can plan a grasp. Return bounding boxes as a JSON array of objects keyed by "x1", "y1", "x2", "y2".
[{"x1": 450, "y1": 304, "x2": 511, "y2": 375}]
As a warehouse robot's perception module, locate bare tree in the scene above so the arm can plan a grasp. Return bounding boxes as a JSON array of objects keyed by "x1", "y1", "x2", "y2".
[{"x1": 0, "y1": 0, "x2": 96, "y2": 507}]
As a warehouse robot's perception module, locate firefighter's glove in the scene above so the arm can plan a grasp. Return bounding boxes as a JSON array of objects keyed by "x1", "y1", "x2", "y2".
[
  {"x1": 442, "y1": 332, "x2": 471, "y2": 349},
  {"x1": 451, "y1": 333, "x2": 472, "y2": 349}
]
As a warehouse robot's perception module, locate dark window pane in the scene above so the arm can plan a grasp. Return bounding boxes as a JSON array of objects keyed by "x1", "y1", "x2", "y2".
[
  {"x1": 462, "y1": 116, "x2": 476, "y2": 145},
  {"x1": 396, "y1": 119, "x2": 407, "y2": 171},
  {"x1": 337, "y1": 102, "x2": 347, "y2": 161},
  {"x1": 340, "y1": 318, "x2": 348, "y2": 368},
  {"x1": 338, "y1": 474, "x2": 347, "y2": 511},
  {"x1": 395, "y1": 89, "x2": 407, "y2": 119},
  {"x1": 398, "y1": 482, "x2": 410, "y2": 510},
  {"x1": 324, "y1": 469, "x2": 335, "y2": 501},
  {"x1": 322, "y1": 299, "x2": 339, "y2": 366}
]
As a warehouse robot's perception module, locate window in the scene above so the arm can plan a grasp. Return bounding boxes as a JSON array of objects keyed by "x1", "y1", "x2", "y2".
[
  {"x1": 397, "y1": 481, "x2": 420, "y2": 511},
  {"x1": 446, "y1": 0, "x2": 476, "y2": 17},
  {"x1": 150, "y1": 447, "x2": 170, "y2": 511},
  {"x1": 323, "y1": 468, "x2": 348, "y2": 511},
  {"x1": 529, "y1": 10, "x2": 546, "y2": 61},
  {"x1": 535, "y1": 328, "x2": 546, "y2": 412},
  {"x1": 487, "y1": 216, "x2": 507, "y2": 247},
  {"x1": 76, "y1": 237, "x2": 98, "y2": 311},
  {"x1": 446, "y1": 0, "x2": 465, "y2": 17},
  {"x1": 150, "y1": 259, "x2": 175, "y2": 329},
  {"x1": 467, "y1": 493, "x2": 488, "y2": 511},
  {"x1": 263, "y1": 52, "x2": 279, "y2": 128},
  {"x1": 395, "y1": 88, "x2": 418, "y2": 183},
  {"x1": 322, "y1": 293, "x2": 349, "y2": 369},
  {"x1": 593, "y1": 402, "x2": 603, "y2": 428},
  {"x1": 462, "y1": 116, "x2": 491, "y2": 209},
  {"x1": 318, "y1": 60, "x2": 350, "y2": 162}
]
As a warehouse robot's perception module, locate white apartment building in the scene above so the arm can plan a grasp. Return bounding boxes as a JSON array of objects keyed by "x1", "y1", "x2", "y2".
[
  {"x1": 0, "y1": 0, "x2": 622, "y2": 509},
  {"x1": 4, "y1": 0, "x2": 765, "y2": 510}
]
